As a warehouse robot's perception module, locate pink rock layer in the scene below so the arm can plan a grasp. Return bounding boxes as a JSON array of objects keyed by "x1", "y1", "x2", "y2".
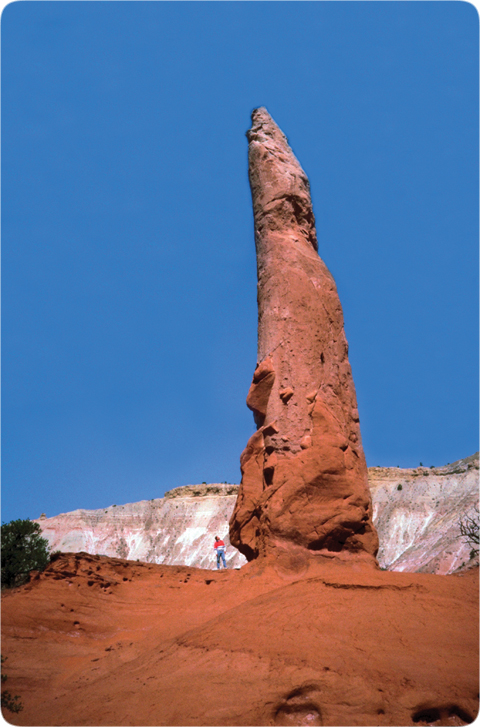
[{"x1": 230, "y1": 108, "x2": 379, "y2": 564}]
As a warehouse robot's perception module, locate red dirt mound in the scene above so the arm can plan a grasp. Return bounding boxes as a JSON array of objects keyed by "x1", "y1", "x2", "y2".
[{"x1": 2, "y1": 552, "x2": 478, "y2": 726}]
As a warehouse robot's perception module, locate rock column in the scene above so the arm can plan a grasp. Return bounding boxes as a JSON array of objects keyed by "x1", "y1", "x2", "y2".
[{"x1": 230, "y1": 108, "x2": 379, "y2": 564}]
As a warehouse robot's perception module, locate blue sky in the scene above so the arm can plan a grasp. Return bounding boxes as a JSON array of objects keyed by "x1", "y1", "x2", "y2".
[{"x1": 2, "y1": 1, "x2": 478, "y2": 523}]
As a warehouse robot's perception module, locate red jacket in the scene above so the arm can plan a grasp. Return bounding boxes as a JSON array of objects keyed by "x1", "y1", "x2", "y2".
[{"x1": 214, "y1": 539, "x2": 225, "y2": 550}]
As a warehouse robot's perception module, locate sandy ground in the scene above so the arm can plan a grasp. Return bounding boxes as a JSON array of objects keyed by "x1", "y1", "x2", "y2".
[{"x1": 1, "y1": 551, "x2": 478, "y2": 726}]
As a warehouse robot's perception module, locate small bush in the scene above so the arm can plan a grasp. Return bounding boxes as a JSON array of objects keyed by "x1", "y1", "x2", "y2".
[
  {"x1": 397, "y1": 484, "x2": 403, "y2": 491},
  {"x1": 1, "y1": 519, "x2": 50, "y2": 588},
  {"x1": 1, "y1": 656, "x2": 23, "y2": 714}
]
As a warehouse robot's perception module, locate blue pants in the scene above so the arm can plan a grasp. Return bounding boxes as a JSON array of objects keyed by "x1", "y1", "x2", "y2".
[{"x1": 216, "y1": 550, "x2": 226, "y2": 569}]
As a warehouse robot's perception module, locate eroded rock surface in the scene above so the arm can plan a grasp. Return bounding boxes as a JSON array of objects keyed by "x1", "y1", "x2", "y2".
[
  {"x1": 36, "y1": 485, "x2": 245, "y2": 570},
  {"x1": 370, "y1": 453, "x2": 479, "y2": 574},
  {"x1": 34, "y1": 454, "x2": 478, "y2": 575},
  {"x1": 230, "y1": 108, "x2": 378, "y2": 563}
]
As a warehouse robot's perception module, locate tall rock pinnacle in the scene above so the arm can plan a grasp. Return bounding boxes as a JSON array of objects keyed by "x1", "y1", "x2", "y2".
[{"x1": 229, "y1": 108, "x2": 379, "y2": 565}]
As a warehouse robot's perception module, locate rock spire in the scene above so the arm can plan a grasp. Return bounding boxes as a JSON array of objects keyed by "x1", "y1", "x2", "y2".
[{"x1": 229, "y1": 108, "x2": 379, "y2": 565}]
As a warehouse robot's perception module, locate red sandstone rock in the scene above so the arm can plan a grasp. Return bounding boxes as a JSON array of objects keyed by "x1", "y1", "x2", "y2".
[{"x1": 230, "y1": 108, "x2": 378, "y2": 563}]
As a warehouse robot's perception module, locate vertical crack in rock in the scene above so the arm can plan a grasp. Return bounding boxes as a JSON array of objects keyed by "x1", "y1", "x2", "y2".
[{"x1": 230, "y1": 108, "x2": 379, "y2": 565}]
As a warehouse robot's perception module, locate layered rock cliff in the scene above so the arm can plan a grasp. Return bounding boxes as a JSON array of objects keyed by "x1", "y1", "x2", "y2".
[
  {"x1": 371, "y1": 452, "x2": 478, "y2": 574},
  {"x1": 36, "y1": 485, "x2": 247, "y2": 570},
  {"x1": 35, "y1": 453, "x2": 478, "y2": 574}
]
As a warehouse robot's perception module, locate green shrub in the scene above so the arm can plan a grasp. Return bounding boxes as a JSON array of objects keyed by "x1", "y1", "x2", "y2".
[
  {"x1": 1, "y1": 656, "x2": 23, "y2": 714},
  {"x1": 397, "y1": 484, "x2": 403, "y2": 491},
  {"x1": 1, "y1": 519, "x2": 50, "y2": 588}
]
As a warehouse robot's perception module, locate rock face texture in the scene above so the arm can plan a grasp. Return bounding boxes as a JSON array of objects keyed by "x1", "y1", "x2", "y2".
[
  {"x1": 36, "y1": 485, "x2": 246, "y2": 570},
  {"x1": 2, "y1": 553, "x2": 478, "y2": 726},
  {"x1": 230, "y1": 108, "x2": 378, "y2": 563},
  {"x1": 34, "y1": 454, "x2": 479, "y2": 575},
  {"x1": 370, "y1": 453, "x2": 479, "y2": 574}
]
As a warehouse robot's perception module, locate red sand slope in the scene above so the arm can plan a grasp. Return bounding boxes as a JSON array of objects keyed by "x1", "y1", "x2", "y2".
[{"x1": 2, "y1": 552, "x2": 478, "y2": 726}]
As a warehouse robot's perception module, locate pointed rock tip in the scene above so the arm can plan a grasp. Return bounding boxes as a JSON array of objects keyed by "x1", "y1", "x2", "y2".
[
  {"x1": 251, "y1": 106, "x2": 273, "y2": 124},
  {"x1": 247, "y1": 107, "x2": 289, "y2": 147}
]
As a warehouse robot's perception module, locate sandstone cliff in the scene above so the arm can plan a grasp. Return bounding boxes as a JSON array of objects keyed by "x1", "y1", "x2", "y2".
[{"x1": 35, "y1": 453, "x2": 478, "y2": 575}]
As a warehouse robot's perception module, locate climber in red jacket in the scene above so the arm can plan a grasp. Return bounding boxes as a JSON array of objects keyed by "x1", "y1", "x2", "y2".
[{"x1": 214, "y1": 536, "x2": 227, "y2": 569}]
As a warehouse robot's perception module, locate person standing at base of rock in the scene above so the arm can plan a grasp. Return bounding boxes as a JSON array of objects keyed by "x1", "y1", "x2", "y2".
[{"x1": 214, "y1": 536, "x2": 227, "y2": 569}]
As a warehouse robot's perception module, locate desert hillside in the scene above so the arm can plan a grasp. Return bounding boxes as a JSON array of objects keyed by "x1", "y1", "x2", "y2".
[
  {"x1": 2, "y1": 552, "x2": 478, "y2": 726},
  {"x1": 35, "y1": 453, "x2": 478, "y2": 574}
]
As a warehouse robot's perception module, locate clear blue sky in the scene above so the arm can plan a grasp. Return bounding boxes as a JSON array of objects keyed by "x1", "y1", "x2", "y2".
[{"x1": 2, "y1": 1, "x2": 478, "y2": 523}]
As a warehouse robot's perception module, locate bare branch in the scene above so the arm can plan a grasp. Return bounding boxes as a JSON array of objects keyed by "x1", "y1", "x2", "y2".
[{"x1": 459, "y1": 506, "x2": 479, "y2": 556}]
